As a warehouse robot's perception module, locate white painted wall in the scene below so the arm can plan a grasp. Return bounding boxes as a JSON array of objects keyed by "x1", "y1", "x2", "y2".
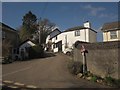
[
  {"x1": 46, "y1": 21, "x2": 97, "y2": 53},
  {"x1": 19, "y1": 41, "x2": 36, "y2": 53},
  {"x1": 46, "y1": 35, "x2": 50, "y2": 44},
  {"x1": 18, "y1": 40, "x2": 36, "y2": 59},
  {"x1": 49, "y1": 28, "x2": 96, "y2": 53},
  {"x1": 103, "y1": 30, "x2": 120, "y2": 42}
]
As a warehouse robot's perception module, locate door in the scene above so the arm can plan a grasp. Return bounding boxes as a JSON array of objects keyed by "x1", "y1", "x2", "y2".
[{"x1": 57, "y1": 41, "x2": 62, "y2": 52}]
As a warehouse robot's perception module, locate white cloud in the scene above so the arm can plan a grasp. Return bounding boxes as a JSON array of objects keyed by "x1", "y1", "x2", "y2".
[
  {"x1": 83, "y1": 4, "x2": 106, "y2": 16},
  {"x1": 99, "y1": 13, "x2": 118, "y2": 19},
  {"x1": 82, "y1": 4, "x2": 117, "y2": 20},
  {"x1": 99, "y1": 13, "x2": 109, "y2": 18}
]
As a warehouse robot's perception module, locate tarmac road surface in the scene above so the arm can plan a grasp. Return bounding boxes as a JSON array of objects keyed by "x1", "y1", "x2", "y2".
[{"x1": 2, "y1": 52, "x2": 110, "y2": 88}]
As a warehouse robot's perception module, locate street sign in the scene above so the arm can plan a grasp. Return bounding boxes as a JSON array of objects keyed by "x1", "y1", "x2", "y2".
[{"x1": 80, "y1": 45, "x2": 86, "y2": 53}]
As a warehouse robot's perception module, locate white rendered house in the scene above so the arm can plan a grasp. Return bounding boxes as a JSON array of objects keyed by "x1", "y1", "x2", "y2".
[
  {"x1": 46, "y1": 21, "x2": 97, "y2": 53},
  {"x1": 19, "y1": 39, "x2": 36, "y2": 59}
]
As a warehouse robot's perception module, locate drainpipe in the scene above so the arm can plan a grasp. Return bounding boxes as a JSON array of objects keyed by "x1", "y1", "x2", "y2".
[
  {"x1": 85, "y1": 29, "x2": 86, "y2": 42},
  {"x1": 106, "y1": 32, "x2": 108, "y2": 41}
]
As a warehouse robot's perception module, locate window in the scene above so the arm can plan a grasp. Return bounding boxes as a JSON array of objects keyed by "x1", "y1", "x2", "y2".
[
  {"x1": 55, "y1": 36, "x2": 57, "y2": 40},
  {"x1": 75, "y1": 30, "x2": 80, "y2": 36},
  {"x1": 110, "y1": 31, "x2": 117, "y2": 39},
  {"x1": 53, "y1": 44, "x2": 56, "y2": 48},
  {"x1": 53, "y1": 43, "x2": 57, "y2": 48}
]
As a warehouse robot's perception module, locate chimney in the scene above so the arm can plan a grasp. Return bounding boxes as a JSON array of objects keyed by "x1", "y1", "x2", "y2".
[{"x1": 84, "y1": 21, "x2": 91, "y2": 28}]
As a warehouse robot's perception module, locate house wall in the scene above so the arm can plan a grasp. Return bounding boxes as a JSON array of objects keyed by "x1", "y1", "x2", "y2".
[
  {"x1": 19, "y1": 41, "x2": 36, "y2": 51},
  {"x1": 73, "y1": 41, "x2": 120, "y2": 79},
  {"x1": 46, "y1": 35, "x2": 50, "y2": 44},
  {"x1": 50, "y1": 29, "x2": 97, "y2": 53},
  {"x1": 118, "y1": 30, "x2": 120, "y2": 40},
  {"x1": 51, "y1": 29, "x2": 87, "y2": 53},
  {"x1": 103, "y1": 30, "x2": 120, "y2": 42},
  {"x1": 1, "y1": 25, "x2": 19, "y2": 57},
  {"x1": 89, "y1": 29, "x2": 97, "y2": 42},
  {"x1": 2, "y1": 29, "x2": 19, "y2": 47},
  {"x1": 52, "y1": 33, "x2": 65, "y2": 52}
]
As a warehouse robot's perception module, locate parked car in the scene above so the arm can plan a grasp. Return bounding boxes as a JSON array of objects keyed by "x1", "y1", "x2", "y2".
[
  {"x1": 64, "y1": 48, "x2": 73, "y2": 56},
  {"x1": 2, "y1": 55, "x2": 13, "y2": 64}
]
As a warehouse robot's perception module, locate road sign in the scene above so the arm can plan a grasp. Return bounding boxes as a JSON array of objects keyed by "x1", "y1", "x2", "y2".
[{"x1": 80, "y1": 45, "x2": 86, "y2": 53}]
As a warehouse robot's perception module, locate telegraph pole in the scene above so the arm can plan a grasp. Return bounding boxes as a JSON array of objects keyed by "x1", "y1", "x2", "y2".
[
  {"x1": 81, "y1": 45, "x2": 87, "y2": 74},
  {"x1": 38, "y1": 26, "x2": 41, "y2": 45},
  {"x1": 38, "y1": 18, "x2": 41, "y2": 45}
]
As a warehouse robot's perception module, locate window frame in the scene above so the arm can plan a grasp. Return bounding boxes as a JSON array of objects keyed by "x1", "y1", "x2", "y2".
[
  {"x1": 75, "y1": 30, "x2": 80, "y2": 36},
  {"x1": 110, "y1": 31, "x2": 117, "y2": 39}
]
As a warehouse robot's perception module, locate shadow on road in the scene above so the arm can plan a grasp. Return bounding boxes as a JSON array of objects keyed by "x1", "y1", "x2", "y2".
[
  {"x1": 15, "y1": 52, "x2": 56, "y2": 62},
  {"x1": 43, "y1": 52, "x2": 56, "y2": 58}
]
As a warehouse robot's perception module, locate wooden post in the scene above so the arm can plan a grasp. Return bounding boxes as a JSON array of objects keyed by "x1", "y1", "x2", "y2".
[
  {"x1": 81, "y1": 45, "x2": 87, "y2": 74},
  {"x1": 82, "y1": 52, "x2": 85, "y2": 73}
]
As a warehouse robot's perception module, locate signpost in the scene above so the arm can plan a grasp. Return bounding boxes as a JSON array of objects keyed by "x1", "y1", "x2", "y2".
[{"x1": 80, "y1": 45, "x2": 87, "y2": 74}]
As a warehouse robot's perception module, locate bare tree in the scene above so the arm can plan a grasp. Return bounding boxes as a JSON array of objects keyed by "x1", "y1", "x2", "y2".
[{"x1": 34, "y1": 18, "x2": 55, "y2": 45}]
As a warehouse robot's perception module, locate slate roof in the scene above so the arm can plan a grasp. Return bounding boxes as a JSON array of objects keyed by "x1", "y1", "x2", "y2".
[
  {"x1": 49, "y1": 28, "x2": 62, "y2": 39},
  {"x1": 101, "y1": 21, "x2": 120, "y2": 31},
  {"x1": 49, "y1": 28, "x2": 61, "y2": 34},
  {"x1": 0, "y1": 22, "x2": 18, "y2": 33},
  {"x1": 63, "y1": 26, "x2": 97, "y2": 33},
  {"x1": 63, "y1": 26, "x2": 87, "y2": 32},
  {"x1": 19, "y1": 39, "x2": 35, "y2": 47}
]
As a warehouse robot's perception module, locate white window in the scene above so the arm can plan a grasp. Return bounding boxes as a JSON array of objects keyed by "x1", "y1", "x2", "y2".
[
  {"x1": 110, "y1": 31, "x2": 117, "y2": 39},
  {"x1": 75, "y1": 30, "x2": 80, "y2": 36}
]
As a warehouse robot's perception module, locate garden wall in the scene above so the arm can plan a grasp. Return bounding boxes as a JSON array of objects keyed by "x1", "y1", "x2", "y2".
[{"x1": 73, "y1": 41, "x2": 120, "y2": 79}]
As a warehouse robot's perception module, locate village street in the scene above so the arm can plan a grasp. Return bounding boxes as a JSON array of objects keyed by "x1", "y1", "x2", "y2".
[{"x1": 2, "y1": 53, "x2": 110, "y2": 88}]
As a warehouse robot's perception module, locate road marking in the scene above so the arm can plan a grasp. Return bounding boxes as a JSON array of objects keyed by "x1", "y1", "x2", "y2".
[
  {"x1": 8, "y1": 85, "x2": 18, "y2": 88},
  {"x1": 14, "y1": 82, "x2": 25, "y2": 86},
  {"x1": 26, "y1": 85, "x2": 37, "y2": 88},
  {"x1": 2, "y1": 66, "x2": 32, "y2": 77},
  {"x1": 3, "y1": 80, "x2": 13, "y2": 84}
]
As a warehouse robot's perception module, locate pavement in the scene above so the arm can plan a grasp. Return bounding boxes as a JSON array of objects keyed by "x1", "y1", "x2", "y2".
[{"x1": 2, "y1": 52, "x2": 111, "y2": 89}]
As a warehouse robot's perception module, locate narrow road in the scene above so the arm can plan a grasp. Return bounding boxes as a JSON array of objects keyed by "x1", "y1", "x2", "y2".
[{"x1": 2, "y1": 53, "x2": 110, "y2": 88}]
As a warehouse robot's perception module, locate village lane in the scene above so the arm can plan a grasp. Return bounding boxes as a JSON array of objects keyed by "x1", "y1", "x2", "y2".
[{"x1": 2, "y1": 53, "x2": 110, "y2": 88}]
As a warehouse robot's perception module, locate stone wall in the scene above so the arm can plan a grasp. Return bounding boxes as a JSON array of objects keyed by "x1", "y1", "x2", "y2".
[{"x1": 73, "y1": 41, "x2": 120, "y2": 79}]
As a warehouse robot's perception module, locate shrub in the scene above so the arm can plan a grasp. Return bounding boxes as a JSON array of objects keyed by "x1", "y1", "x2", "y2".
[
  {"x1": 105, "y1": 76, "x2": 115, "y2": 85},
  {"x1": 91, "y1": 75, "x2": 97, "y2": 82},
  {"x1": 28, "y1": 45, "x2": 44, "y2": 59},
  {"x1": 68, "y1": 61, "x2": 83, "y2": 75}
]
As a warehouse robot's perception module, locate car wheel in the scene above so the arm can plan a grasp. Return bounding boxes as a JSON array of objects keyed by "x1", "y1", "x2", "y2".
[{"x1": 66, "y1": 52, "x2": 71, "y2": 56}]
